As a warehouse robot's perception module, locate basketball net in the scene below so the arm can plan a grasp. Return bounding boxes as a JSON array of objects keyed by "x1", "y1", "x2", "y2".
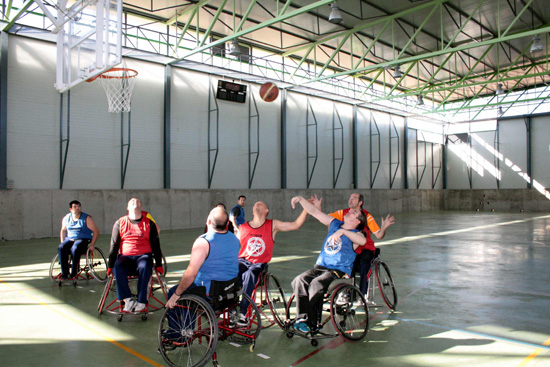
[{"x1": 96, "y1": 68, "x2": 138, "y2": 113}]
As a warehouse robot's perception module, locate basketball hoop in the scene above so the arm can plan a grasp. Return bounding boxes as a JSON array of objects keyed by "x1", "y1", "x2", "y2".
[{"x1": 88, "y1": 68, "x2": 138, "y2": 113}]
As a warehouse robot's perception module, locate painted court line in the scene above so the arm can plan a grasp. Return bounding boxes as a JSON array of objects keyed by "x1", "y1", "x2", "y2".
[
  {"x1": 392, "y1": 316, "x2": 550, "y2": 351},
  {"x1": 0, "y1": 279, "x2": 163, "y2": 367}
]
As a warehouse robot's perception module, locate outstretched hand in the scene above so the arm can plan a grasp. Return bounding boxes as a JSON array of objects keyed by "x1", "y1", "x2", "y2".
[
  {"x1": 291, "y1": 196, "x2": 302, "y2": 209},
  {"x1": 308, "y1": 194, "x2": 322, "y2": 210},
  {"x1": 381, "y1": 214, "x2": 395, "y2": 230}
]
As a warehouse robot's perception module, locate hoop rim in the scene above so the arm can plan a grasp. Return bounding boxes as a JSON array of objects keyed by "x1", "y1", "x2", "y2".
[{"x1": 86, "y1": 68, "x2": 138, "y2": 82}]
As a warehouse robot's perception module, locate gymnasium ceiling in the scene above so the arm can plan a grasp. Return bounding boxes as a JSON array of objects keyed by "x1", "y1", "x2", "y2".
[
  {"x1": 4, "y1": 0, "x2": 550, "y2": 120},
  {"x1": 120, "y1": 0, "x2": 550, "y2": 118}
]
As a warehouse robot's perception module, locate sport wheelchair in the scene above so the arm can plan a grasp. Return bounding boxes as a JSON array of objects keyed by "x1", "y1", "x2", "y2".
[
  {"x1": 158, "y1": 277, "x2": 261, "y2": 367},
  {"x1": 284, "y1": 278, "x2": 369, "y2": 346},
  {"x1": 249, "y1": 267, "x2": 287, "y2": 329},
  {"x1": 97, "y1": 257, "x2": 168, "y2": 321},
  {"x1": 357, "y1": 248, "x2": 397, "y2": 311},
  {"x1": 49, "y1": 245, "x2": 108, "y2": 286}
]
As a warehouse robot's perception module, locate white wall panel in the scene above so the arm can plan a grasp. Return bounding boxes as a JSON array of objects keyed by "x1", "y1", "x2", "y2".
[
  {"x1": 531, "y1": 115, "x2": 550, "y2": 190},
  {"x1": 498, "y1": 119, "x2": 528, "y2": 189},
  {"x1": 471, "y1": 131, "x2": 498, "y2": 189}
]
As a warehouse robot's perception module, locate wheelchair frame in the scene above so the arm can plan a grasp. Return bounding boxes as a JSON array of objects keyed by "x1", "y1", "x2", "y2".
[
  {"x1": 49, "y1": 246, "x2": 108, "y2": 286},
  {"x1": 97, "y1": 269, "x2": 168, "y2": 321},
  {"x1": 359, "y1": 249, "x2": 398, "y2": 311},
  {"x1": 158, "y1": 286, "x2": 261, "y2": 367},
  {"x1": 250, "y1": 269, "x2": 287, "y2": 329},
  {"x1": 284, "y1": 278, "x2": 369, "y2": 347}
]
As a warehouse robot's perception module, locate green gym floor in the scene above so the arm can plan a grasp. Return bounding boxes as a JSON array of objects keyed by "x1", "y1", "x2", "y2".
[{"x1": 1, "y1": 211, "x2": 550, "y2": 367}]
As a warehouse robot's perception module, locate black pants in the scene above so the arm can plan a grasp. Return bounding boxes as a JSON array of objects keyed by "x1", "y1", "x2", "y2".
[{"x1": 291, "y1": 265, "x2": 345, "y2": 328}]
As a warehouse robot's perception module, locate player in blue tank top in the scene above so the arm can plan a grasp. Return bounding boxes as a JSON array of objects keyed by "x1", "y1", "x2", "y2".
[
  {"x1": 166, "y1": 206, "x2": 240, "y2": 308},
  {"x1": 58, "y1": 200, "x2": 99, "y2": 279},
  {"x1": 290, "y1": 195, "x2": 367, "y2": 332}
]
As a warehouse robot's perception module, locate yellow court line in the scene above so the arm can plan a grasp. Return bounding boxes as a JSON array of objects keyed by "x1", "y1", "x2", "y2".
[
  {"x1": 517, "y1": 337, "x2": 550, "y2": 367},
  {"x1": 0, "y1": 279, "x2": 163, "y2": 367}
]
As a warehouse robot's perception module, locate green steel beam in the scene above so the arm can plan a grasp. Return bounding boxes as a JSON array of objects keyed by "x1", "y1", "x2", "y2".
[
  {"x1": 2, "y1": 0, "x2": 33, "y2": 32},
  {"x1": 165, "y1": 0, "x2": 212, "y2": 26},
  {"x1": 172, "y1": 7, "x2": 199, "y2": 57},
  {"x1": 199, "y1": 0, "x2": 228, "y2": 47},
  {"x1": 303, "y1": 26, "x2": 550, "y2": 85},
  {"x1": 426, "y1": 95, "x2": 550, "y2": 113},
  {"x1": 235, "y1": 0, "x2": 257, "y2": 33},
  {"x1": 282, "y1": 0, "x2": 448, "y2": 57},
  {"x1": 168, "y1": 0, "x2": 334, "y2": 65}
]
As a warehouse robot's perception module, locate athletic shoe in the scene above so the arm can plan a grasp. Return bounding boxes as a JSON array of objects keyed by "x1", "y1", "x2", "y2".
[
  {"x1": 335, "y1": 292, "x2": 350, "y2": 305},
  {"x1": 123, "y1": 298, "x2": 136, "y2": 312},
  {"x1": 134, "y1": 302, "x2": 147, "y2": 312},
  {"x1": 236, "y1": 313, "x2": 249, "y2": 326},
  {"x1": 293, "y1": 321, "x2": 310, "y2": 333}
]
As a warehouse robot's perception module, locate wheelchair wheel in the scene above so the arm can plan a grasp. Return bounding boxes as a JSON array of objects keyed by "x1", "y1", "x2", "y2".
[
  {"x1": 49, "y1": 254, "x2": 63, "y2": 282},
  {"x1": 229, "y1": 293, "x2": 261, "y2": 344},
  {"x1": 330, "y1": 284, "x2": 369, "y2": 341},
  {"x1": 265, "y1": 273, "x2": 287, "y2": 328},
  {"x1": 376, "y1": 261, "x2": 397, "y2": 311},
  {"x1": 158, "y1": 294, "x2": 218, "y2": 367},
  {"x1": 285, "y1": 293, "x2": 297, "y2": 321},
  {"x1": 87, "y1": 247, "x2": 108, "y2": 282}
]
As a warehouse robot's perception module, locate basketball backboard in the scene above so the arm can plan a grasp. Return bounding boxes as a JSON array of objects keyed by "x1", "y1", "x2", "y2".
[{"x1": 43, "y1": 0, "x2": 123, "y2": 92}]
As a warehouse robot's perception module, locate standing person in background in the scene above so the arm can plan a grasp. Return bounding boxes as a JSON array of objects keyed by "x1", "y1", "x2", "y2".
[{"x1": 230, "y1": 195, "x2": 246, "y2": 230}]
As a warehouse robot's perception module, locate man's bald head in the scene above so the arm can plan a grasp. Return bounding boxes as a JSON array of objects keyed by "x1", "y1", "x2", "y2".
[{"x1": 209, "y1": 206, "x2": 229, "y2": 231}]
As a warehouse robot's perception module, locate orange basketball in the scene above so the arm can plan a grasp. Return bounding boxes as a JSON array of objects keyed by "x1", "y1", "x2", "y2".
[{"x1": 259, "y1": 82, "x2": 279, "y2": 102}]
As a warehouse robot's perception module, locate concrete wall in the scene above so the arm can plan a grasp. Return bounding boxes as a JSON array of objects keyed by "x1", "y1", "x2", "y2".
[
  {"x1": 0, "y1": 188, "x2": 444, "y2": 240},
  {"x1": 444, "y1": 189, "x2": 550, "y2": 212}
]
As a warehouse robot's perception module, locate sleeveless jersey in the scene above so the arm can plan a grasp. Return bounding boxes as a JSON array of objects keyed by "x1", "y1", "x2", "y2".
[
  {"x1": 238, "y1": 220, "x2": 275, "y2": 264},
  {"x1": 195, "y1": 231, "x2": 240, "y2": 293},
  {"x1": 230, "y1": 205, "x2": 246, "y2": 226},
  {"x1": 118, "y1": 215, "x2": 153, "y2": 256},
  {"x1": 316, "y1": 219, "x2": 358, "y2": 276},
  {"x1": 329, "y1": 208, "x2": 379, "y2": 252},
  {"x1": 64, "y1": 212, "x2": 93, "y2": 240}
]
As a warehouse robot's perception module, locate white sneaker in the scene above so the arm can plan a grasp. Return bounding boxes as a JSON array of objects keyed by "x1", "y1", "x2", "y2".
[
  {"x1": 134, "y1": 302, "x2": 147, "y2": 312},
  {"x1": 236, "y1": 313, "x2": 248, "y2": 326},
  {"x1": 335, "y1": 292, "x2": 350, "y2": 305},
  {"x1": 123, "y1": 298, "x2": 136, "y2": 312}
]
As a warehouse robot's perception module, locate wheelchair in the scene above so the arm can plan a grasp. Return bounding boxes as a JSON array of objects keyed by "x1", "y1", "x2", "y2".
[
  {"x1": 355, "y1": 248, "x2": 398, "y2": 311},
  {"x1": 49, "y1": 245, "x2": 108, "y2": 286},
  {"x1": 249, "y1": 267, "x2": 287, "y2": 329},
  {"x1": 97, "y1": 256, "x2": 168, "y2": 321},
  {"x1": 284, "y1": 278, "x2": 369, "y2": 347},
  {"x1": 158, "y1": 277, "x2": 261, "y2": 367}
]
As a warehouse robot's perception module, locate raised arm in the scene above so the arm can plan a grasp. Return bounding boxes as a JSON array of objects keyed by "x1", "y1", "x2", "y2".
[
  {"x1": 373, "y1": 214, "x2": 395, "y2": 240},
  {"x1": 291, "y1": 196, "x2": 334, "y2": 227},
  {"x1": 272, "y1": 208, "x2": 308, "y2": 238},
  {"x1": 328, "y1": 228, "x2": 366, "y2": 249}
]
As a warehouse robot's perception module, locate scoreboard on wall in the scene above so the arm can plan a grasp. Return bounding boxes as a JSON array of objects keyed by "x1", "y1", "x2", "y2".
[{"x1": 216, "y1": 80, "x2": 247, "y2": 103}]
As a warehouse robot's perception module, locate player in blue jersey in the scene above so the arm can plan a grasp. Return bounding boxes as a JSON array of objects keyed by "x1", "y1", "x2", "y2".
[{"x1": 58, "y1": 200, "x2": 99, "y2": 279}]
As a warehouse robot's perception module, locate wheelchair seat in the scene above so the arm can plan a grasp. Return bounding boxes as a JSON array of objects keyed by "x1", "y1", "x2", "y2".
[{"x1": 208, "y1": 276, "x2": 241, "y2": 311}]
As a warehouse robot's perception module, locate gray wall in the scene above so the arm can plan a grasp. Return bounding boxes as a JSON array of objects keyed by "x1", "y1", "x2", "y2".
[{"x1": 0, "y1": 188, "x2": 444, "y2": 240}]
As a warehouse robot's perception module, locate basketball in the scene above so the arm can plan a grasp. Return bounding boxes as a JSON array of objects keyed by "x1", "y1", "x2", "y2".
[{"x1": 259, "y1": 82, "x2": 279, "y2": 102}]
